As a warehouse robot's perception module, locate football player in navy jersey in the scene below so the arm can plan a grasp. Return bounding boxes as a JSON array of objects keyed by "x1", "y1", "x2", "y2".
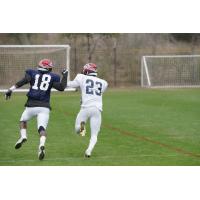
[{"x1": 5, "y1": 59, "x2": 68, "y2": 160}]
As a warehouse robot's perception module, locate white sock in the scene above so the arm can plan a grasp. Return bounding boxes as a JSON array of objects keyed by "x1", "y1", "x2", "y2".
[
  {"x1": 20, "y1": 129, "x2": 27, "y2": 139},
  {"x1": 40, "y1": 136, "x2": 46, "y2": 147},
  {"x1": 86, "y1": 135, "x2": 97, "y2": 154}
]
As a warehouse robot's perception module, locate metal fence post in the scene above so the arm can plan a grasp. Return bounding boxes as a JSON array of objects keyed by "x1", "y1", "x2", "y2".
[
  {"x1": 74, "y1": 46, "x2": 77, "y2": 74},
  {"x1": 113, "y1": 45, "x2": 117, "y2": 87}
]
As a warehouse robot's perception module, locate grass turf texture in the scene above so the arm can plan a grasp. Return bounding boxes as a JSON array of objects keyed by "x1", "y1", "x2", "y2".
[{"x1": 0, "y1": 88, "x2": 200, "y2": 166}]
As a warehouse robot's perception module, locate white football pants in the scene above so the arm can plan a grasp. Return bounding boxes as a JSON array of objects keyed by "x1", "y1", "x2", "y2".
[
  {"x1": 20, "y1": 107, "x2": 50, "y2": 129},
  {"x1": 75, "y1": 107, "x2": 102, "y2": 153}
]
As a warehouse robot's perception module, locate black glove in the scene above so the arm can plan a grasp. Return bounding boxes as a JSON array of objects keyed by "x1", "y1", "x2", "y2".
[{"x1": 5, "y1": 89, "x2": 12, "y2": 100}]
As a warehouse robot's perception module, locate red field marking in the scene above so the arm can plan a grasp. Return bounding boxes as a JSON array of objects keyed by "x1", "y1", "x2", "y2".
[
  {"x1": 62, "y1": 110, "x2": 200, "y2": 159},
  {"x1": 64, "y1": 111, "x2": 75, "y2": 116},
  {"x1": 104, "y1": 124, "x2": 200, "y2": 159}
]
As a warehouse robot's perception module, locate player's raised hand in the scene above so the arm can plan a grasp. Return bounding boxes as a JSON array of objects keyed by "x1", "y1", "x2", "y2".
[
  {"x1": 5, "y1": 89, "x2": 12, "y2": 100},
  {"x1": 62, "y1": 68, "x2": 69, "y2": 75}
]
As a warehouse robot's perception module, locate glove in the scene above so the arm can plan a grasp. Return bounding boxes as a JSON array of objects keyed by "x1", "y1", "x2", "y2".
[
  {"x1": 5, "y1": 89, "x2": 12, "y2": 100},
  {"x1": 62, "y1": 68, "x2": 69, "y2": 75}
]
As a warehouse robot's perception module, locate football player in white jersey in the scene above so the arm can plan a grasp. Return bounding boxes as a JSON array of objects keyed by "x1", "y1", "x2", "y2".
[{"x1": 67, "y1": 63, "x2": 108, "y2": 157}]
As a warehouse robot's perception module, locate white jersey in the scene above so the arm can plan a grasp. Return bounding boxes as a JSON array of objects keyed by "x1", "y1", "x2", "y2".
[{"x1": 67, "y1": 74, "x2": 108, "y2": 111}]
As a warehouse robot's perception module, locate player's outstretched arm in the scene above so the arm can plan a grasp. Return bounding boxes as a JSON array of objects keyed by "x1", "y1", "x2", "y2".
[
  {"x1": 5, "y1": 72, "x2": 31, "y2": 100},
  {"x1": 52, "y1": 69, "x2": 68, "y2": 91},
  {"x1": 67, "y1": 74, "x2": 81, "y2": 88}
]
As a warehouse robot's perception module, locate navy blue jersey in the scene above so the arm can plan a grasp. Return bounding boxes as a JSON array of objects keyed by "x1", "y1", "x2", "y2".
[{"x1": 25, "y1": 69, "x2": 60, "y2": 108}]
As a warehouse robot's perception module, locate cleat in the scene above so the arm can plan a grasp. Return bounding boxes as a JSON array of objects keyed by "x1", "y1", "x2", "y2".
[
  {"x1": 85, "y1": 150, "x2": 91, "y2": 158},
  {"x1": 80, "y1": 121, "x2": 86, "y2": 136},
  {"x1": 15, "y1": 138, "x2": 27, "y2": 149},
  {"x1": 85, "y1": 153, "x2": 91, "y2": 158},
  {"x1": 38, "y1": 146, "x2": 45, "y2": 160}
]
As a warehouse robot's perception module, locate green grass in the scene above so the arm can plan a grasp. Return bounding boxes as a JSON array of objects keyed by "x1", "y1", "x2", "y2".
[{"x1": 1, "y1": 88, "x2": 200, "y2": 166}]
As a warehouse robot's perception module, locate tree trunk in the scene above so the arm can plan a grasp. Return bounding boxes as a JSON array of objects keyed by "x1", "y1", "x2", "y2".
[{"x1": 17, "y1": 34, "x2": 30, "y2": 44}]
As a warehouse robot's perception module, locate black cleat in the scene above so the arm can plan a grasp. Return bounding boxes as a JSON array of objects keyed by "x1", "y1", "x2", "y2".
[
  {"x1": 15, "y1": 138, "x2": 27, "y2": 149},
  {"x1": 84, "y1": 153, "x2": 91, "y2": 158},
  {"x1": 38, "y1": 146, "x2": 45, "y2": 160}
]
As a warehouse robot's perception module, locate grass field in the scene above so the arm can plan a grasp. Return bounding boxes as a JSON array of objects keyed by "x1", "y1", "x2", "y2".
[{"x1": 1, "y1": 88, "x2": 200, "y2": 166}]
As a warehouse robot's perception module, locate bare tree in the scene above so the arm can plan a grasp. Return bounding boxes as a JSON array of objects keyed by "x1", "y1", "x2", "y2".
[
  {"x1": 17, "y1": 34, "x2": 31, "y2": 44},
  {"x1": 86, "y1": 33, "x2": 101, "y2": 62}
]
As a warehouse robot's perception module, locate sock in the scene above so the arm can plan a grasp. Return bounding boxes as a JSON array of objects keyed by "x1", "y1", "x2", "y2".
[
  {"x1": 20, "y1": 129, "x2": 27, "y2": 139},
  {"x1": 40, "y1": 136, "x2": 46, "y2": 147},
  {"x1": 86, "y1": 135, "x2": 97, "y2": 154}
]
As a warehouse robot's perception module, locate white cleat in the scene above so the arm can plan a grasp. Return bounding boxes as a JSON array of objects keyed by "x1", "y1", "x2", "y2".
[
  {"x1": 38, "y1": 146, "x2": 45, "y2": 160},
  {"x1": 80, "y1": 121, "x2": 86, "y2": 136},
  {"x1": 15, "y1": 137, "x2": 27, "y2": 149}
]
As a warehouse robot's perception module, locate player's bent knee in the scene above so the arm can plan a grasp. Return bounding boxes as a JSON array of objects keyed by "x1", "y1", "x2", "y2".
[
  {"x1": 38, "y1": 126, "x2": 46, "y2": 135},
  {"x1": 20, "y1": 121, "x2": 27, "y2": 129}
]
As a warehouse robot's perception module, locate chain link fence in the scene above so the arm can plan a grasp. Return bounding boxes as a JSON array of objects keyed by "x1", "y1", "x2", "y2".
[
  {"x1": 1, "y1": 45, "x2": 200, "y2": 88},
  {"x1": 70, "y1": 46, "x2": 200, "y2": 87},
  {"x1": 70, "y1": 48, "x2": 144, "y2": 87}
]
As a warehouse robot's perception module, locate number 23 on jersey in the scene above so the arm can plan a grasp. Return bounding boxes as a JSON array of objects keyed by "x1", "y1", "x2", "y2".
[{"x1": 85, "y1": 79, "x2": 102, "y2": 96}]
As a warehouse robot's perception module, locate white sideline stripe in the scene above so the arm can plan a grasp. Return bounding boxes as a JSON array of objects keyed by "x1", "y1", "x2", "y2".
[
  {"x1": 0, "y1": 88, "x2": 76, "y2": 92},
  {"x1": 144, "y1": 85, "x2": 200, "y2": 88},
  {"x1": 0, "y1": 45, "x2": 70, "y2": 48},
  {"x1": 143, "y1": 55, "x2": 200, "y2": 58},
  {"x1": 0, "y1": 154, "x2": 183, "y2": 163}
]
